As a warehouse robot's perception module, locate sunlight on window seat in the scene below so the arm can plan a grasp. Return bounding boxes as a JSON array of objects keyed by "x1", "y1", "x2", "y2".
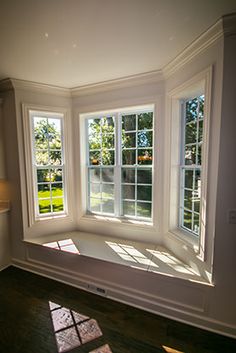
[{"x1": 25, "y1": 231, "x2": 210, "y2": 284}]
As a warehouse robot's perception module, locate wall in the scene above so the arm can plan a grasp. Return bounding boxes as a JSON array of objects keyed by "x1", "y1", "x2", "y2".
[
  {"x1": 1, "y1": 16, "x2": 236, "y2": 338},
  {"x1": 0, "y1": 97, "x2": 11, "y2": 269}
]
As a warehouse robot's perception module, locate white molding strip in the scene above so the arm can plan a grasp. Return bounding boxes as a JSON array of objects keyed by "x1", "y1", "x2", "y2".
[
  {"x1": 163, "y1": 19, "x2": 223, "y2": 79},
  {"x1": 71, "y1": 70, "x2": 163, "y2": 97},
  {"x1": 0, "y1": 78, "x2": 71, "y2": 97},
  {"x1": 11, "y1": 257, "x2": 236, "y2": 338},
  {"x1": 0, "y1": 263, "x2": 11, "y2": 272}
]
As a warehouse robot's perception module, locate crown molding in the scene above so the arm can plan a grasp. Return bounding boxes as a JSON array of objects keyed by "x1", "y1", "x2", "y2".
[
  {"x1": 0, "y1": 78, "x2": 71, "y2": 97},
  {"x1": 222, "y1": 13, "x2": 236, "y2": 37},
  {"x1": 71, "y1": 70, "x2": 164, "y2": 97},
  {"x1": 0, "y1": 78, "x2": 14, "y2": 92},
  {"x1": 163, "y1": 19, "x2": 223, "y2": 79}
]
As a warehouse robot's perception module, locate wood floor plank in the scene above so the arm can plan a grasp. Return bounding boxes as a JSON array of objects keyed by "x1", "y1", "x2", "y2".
[{"x1": 0, "y1": 266, "x2": 235, "y2": 353}]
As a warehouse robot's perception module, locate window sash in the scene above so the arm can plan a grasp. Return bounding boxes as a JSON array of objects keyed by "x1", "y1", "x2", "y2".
[
  {"x1": 86, "y1": 109, "x2": 154, "y2": 221},
  {"x1": 179, "y1": 96, "x2": 204, "y2": 236},
  {"x1": 31, "y1": 114, "x2": 66, "y2": 218}
]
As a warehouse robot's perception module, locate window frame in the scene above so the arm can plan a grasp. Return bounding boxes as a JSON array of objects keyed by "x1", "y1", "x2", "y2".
[
  {"x1": 22, "y1": 104, "x2": 72, "y2": 227},
  {"x1": 85, "y1": 107, "x2": 154, "y2": 222},
  {"x1": 165, "y1": 67, "x2": 212, "y2": 261},
  {"x1": 30, "y1": 111, "x2": 66, "y2": 218}
]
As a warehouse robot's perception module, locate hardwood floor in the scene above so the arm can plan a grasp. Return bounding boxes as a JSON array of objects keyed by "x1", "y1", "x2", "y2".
[{"x1": 0, "y1": 266, "x2": 235, "y2": 353}]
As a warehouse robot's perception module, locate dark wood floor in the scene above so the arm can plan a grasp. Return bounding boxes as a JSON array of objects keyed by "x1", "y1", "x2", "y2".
[{"x1": 0, "y1": 266, "x2": 235, "y2": 353}]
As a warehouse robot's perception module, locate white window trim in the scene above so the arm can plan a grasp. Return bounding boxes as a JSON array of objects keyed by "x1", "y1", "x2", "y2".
[
  {"x1": 77, "y1": 103, "x2": 161, "y2": 242},
  {"x1": 22, "y1": 104, "x2": 73, "y2": 227},
  {"x1": 165, "y1": 67, "x2": 212, "y2": 262}
]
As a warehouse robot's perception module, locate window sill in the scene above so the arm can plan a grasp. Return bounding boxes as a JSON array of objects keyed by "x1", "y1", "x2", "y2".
[
  {"x1": 167, "y1": 227, "x2": 199, "y2": 254},
  {"x1": 80, "y1": 213, "x2": 155, "y2": 229},
  {"x1": 24, "y1": 230, "x2": 211, "y2": 285}
]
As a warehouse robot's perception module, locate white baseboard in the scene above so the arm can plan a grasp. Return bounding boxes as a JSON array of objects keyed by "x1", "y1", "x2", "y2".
[
  {"x1": 0, "y1": 263, "x2": 11, "y2": 272},
  {"x1": 11, "y1": 257, "x2": 236, "y2": 339}
]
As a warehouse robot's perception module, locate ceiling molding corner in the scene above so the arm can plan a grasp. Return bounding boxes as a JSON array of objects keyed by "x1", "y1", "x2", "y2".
[
  {"x1": 10, "y1": 78, "x2": 71, "y2": 98},
  {"x1": 222, "y1": 12, "x2": 236, "y2": 37},
  {"x1": 71, "y1": 70, "x2": 164, "y2": 97},
  {"x1": 0, "y1": 78, "x2": 14, "y2": 92},
  {"x1": 163, "y1": 18, "x2": 223, "y2": 79}
]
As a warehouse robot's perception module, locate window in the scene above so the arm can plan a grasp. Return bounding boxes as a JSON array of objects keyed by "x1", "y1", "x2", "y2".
[
  {"x1": 86, "y1": 107, "x2": 154, "y2": 221},
  {"x1": 179, "y1": 95, "x2": 204, "y2": 236},
  {"x1": 30, "y1": 111, "x2": 66, "y2": 218}
]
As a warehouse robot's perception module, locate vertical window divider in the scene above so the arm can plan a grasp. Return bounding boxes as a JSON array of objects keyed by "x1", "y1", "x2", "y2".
[{"x1": 115, "y1": 113, "x2": 121, "y2": 217}]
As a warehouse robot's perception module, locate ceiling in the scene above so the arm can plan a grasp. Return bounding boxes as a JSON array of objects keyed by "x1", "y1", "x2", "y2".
[{"x1": 0, "y1": 0, "x2": 235, "y2": 88}]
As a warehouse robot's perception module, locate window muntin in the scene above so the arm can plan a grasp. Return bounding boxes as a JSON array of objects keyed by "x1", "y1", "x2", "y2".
[
  {"x1": 179, "y1": 95, "x2": 204, "y2": 236},
  {"x1": 87, "y1": 109, "x2": 154, "y2": 221},
  {"x1": 32, "y1": 114, "x2": 66, "y2": 217}
]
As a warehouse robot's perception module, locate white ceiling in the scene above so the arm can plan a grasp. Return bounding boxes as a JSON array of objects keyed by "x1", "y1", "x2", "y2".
[{"x1": 0, "y1": 0, "x2": 236, "y2": 88}]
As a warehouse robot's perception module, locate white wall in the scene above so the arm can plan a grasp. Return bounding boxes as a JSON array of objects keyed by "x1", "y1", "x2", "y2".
[{"x1": 1, "y1": 16, "x2": 236, "y2": 338}]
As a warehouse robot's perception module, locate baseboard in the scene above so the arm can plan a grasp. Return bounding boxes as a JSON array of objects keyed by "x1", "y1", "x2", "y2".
[
  {"x1": 11, "y1": 257, "x2": 236, "y2": 338},
  {"x1": 0, "y1": 262, "x2": 12, "y2": 272}
]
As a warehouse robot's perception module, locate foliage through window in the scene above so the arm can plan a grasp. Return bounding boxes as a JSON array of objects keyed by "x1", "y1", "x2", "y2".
[
  {"x1": 87, "y1": 108, "x2": 154, "y2": 221},
  {"x1": 179, "y1": 95, "x2": 204, "y2": 236},
  {"x1": 31, "y1": 113, "x2": 65, "y2": 217}
]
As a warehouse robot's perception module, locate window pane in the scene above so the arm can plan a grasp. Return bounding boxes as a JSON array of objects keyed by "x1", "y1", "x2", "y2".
[
  {"x1": 102, "y1": 134, "x2": 115, "y2": 149},
  {"x1": 138, "y1": 149, "x2": 152, "y2": 165},
  {"x1": 199, "y1": 95, "x2": 204, "y2": 119},
  {"x1": 102, "y1": 150, "x2": 114, "y2": 165},
  {"x1": 137, "y1": 202, "x2": 151, "y2": 218},
  {"x1": 52, "y1": 168, "x2": 63, "y2": 182},
  {"x1": 193, "y1": 213, "x2": 200, "y2": 235},
  {"x1": 186, "y1": 98, "x2": 198, "y2": 123},
  {"x1": 48, "y1": 119, "x2": 62, "y2": 149},
  {"x1": 102, "y1": 199, "x2": 114, "y2": 214},
  {"x1": 137, "y1": 185, "x2": 152, "y2": 201},
  {"x1": 138, "y1": 112, "x2": 153, "y2": 130},
  {"x1": 101, "y1": 168, "x2": 114, "y2": 182},
  {"x1": 193, "y1": 191, "x2": 200, "y2": 213},
  {"x1": 197, "y1": 144, "x2": 202, "y2": 165},
  {"x1": 89, "y1": 168, "x2": 100, "y2": 182},
  {"x1": 90, "y1": 183, "x2": 100, "y2": 198},
  {"x1": 102, "y1": 184, "x2": 114, "y2": 199},
  {"x1": 122, "y1": 115, "x2": 136, "y2": 131},
  {"x1": 122, "y1": 185, "x2": 135, "y2": 200},
  {"x1": 137, "y1": 169, "x2": 152, "y2": 184},
  {"x1": 49, "y1": 151, "x2": 62, "y2": 165},
  {"x1": 123, "y1": 201, "x2": 135, "y2": 216},
  {"x1": 89, "y1": 151, "x2": 101, "y2": 165},
  {"x1": 39, "y1": 199, "x2": 51, "y2": 214},
  {"x1": 37, "y1": 169, "x2": 50, "y2": 183},
  {"x1": 102, "y1": 117, "x2": 115, "y2": 133},
  {"x1": 122, "y1": 168, "x2": 135, "y2": 183},
  {"x1": 38, "y1": 184, "x2": 50, "y2": 198},
  {"x1": 122, "y1": 150, "x2": 136, "y2": 165},
  {"x1": 183, "y1": 210, "x2": 192, "y2": 230},
  {"x1": 185, "y1": 145, "x2": 196, "y2": 165},
  {"x1": 52, "y1": 198, "x2": 64, "y2": 212},
  {"x1": 198, "y1": 120, "x2": 203, "y2": 142},
  {"x1": 184, "y1": 189, "x2": 193, "y2": 210},
  {"x1": 35, "y1": 151, "x2": 49, "y2": 165},
  {"x1": 194, "y1": 169, "x2": 201, "y2": 190},
  {"x1": 52, "y1": 183, "x2": 63, "y2": 197},
  {"x1": 123, "y1": 133, "x2": 136, "y2": 148},
  {"x1": 90, "y1": 198, "x2": 101, "y2": 212},
  {"x1": 185, "y1": 122, "x2": 197, "y2": 144},
  {"x1": 34, "y1": 118, "x2": 48, "y2": 149},
  {"x1": 184, "y1": 169, "x2": 193, "y2": 189},
  {"x1": 137, "y1": 131, "x2": 153, "y2": 147}
]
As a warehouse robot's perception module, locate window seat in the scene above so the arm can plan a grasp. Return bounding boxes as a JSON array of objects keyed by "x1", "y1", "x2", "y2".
[{"x1": 24, "y1": 231, "x2": 210, "y2": 284}]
